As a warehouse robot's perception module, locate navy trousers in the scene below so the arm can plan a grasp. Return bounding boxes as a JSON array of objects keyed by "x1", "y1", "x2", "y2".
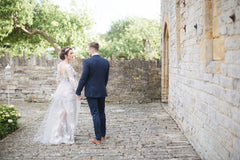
[{"x1": 87, "y1": 97, "x2": 106, "y2": 141}]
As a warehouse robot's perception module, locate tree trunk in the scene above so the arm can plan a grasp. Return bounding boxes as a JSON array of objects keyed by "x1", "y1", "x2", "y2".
[{"x1": 15, "y1": 25, "x2": 61, "y2": 55}]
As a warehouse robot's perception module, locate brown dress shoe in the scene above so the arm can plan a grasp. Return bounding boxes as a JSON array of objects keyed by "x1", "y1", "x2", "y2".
[
  {"x1": 89, "y1": 138, "x2": 101, "y2": 144},
  {"x1": 101, "y1": 137, "x2": 106, "y2": 140}
]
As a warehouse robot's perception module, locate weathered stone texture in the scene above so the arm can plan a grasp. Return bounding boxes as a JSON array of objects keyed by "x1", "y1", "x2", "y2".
[
  {"x1": 161, "y1": 0, "x2": 240, "y2": 160},
  {"x1": 0, "y1": 54, "x2": 161, "y2": 104},
  {"x1": 0, "y1": 102, "x2": 201, "y2": 160}
]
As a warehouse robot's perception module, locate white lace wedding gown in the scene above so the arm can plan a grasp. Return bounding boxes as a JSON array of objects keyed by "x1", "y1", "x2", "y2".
[{"x1": 34, "y1": 63, "x2": 80, "y2": 144}]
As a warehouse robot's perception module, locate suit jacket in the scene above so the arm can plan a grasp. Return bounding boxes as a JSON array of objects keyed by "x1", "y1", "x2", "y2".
[{"x1": 76, "y1": 55, "x2": 109, "y2": 98}]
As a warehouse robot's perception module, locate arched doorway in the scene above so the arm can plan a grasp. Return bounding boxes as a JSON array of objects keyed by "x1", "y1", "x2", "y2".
[{"x1": 161, "y1": 23, "x2": 169, "y2": 103}]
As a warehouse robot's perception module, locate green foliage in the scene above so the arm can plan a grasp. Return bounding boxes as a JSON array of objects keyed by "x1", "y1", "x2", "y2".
[
  {"x1": 28, "y1": 97, "x2": 32, "y2": 103},
  {"x1": 0, "y1": 104, "x2": 21, "y2": 140},
  {"x1": 99, "y1": 17, "x2": 161, "y2": 60},
  {"x1": 0, "y1": 0, "x2": 93, "y2": 57},
  {"x1": 0, "y1": 0, "x2": 34, "y2": 40},
  {"x1": 0, "y1": 1, "x2": 160, "y2": 59}
]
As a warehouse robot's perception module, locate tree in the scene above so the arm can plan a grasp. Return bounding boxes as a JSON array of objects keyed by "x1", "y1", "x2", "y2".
[
  {"x1": 0, "y1": 0, "x2": 92, "y2": 56},
  {"x1": 99, "y1": 17, "x2": 161, "y2": 60}
]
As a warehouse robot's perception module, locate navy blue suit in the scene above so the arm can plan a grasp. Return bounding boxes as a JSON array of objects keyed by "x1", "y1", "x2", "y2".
[{"x1": 76, "y1": 55, "x2": 109, "y2": 140}]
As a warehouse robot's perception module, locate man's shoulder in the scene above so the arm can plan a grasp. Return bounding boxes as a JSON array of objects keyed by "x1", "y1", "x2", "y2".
[
  {"x1": 99, "y1": 56, "x2": 109, "y2": 63},
  {"x1": 100, "y1": 58, "x2": 109, "y2": 66},
  {"x1": 86, "y1": 56, "x2": 109, "y2": 64},
  {"x1": 93, "y1": 55, "x2": 109, "y2": 62},
  {"x1": 83, "y1": 57, "x2": 91, "y2": 62}
]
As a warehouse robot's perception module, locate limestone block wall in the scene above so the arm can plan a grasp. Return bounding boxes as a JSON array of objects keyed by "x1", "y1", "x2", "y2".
[
  {"x1": 161, "y1": 0, "x2": 240, "y2": 159},
  {"x1": 0, "y1": 54, "x2": 161, "y2": 104}
]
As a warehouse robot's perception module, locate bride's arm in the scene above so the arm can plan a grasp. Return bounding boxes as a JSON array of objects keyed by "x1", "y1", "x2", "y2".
[
  {"x1": 56, "y1": 64, "x2": 60, "y2": 85},
  {"x1": 66, "y1": 66, "x2": 78, "y2": 90}
]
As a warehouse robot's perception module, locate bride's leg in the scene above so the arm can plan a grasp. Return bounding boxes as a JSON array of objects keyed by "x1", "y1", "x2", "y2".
[{"x1": 58, "y1": 106, "x2": 67, "y2": 137}]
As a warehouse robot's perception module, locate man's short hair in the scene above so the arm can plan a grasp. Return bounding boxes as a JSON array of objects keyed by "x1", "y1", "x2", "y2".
[{"x1": 88, "y1": 42, "x2": 99, "y2": 51}]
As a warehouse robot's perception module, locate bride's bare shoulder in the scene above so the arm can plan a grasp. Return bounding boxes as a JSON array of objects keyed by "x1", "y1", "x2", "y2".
[
  {"x1": 58, "y1": 62, "x2": 65, "y2": 71},
  {"x1": 58, "y1": 61, "x2": 64, "y2": 66},
  {"x1": 58, "y1": 62, "x2": 71, "y2": 70}
]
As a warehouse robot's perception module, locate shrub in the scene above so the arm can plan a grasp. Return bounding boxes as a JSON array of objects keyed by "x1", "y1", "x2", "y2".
[{"x1": 0, "y1": 104, "x2": 21, "y2": 140}]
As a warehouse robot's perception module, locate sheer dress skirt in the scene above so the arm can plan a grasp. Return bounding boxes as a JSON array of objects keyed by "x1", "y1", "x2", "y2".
[{"x1": 34, "y1": 80, "x2": 79, "y2": 145}]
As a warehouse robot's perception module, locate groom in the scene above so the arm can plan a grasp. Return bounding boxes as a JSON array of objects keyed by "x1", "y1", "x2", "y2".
[{"x1": 76, "y1": 42, "x2": 109, "y2": 144}]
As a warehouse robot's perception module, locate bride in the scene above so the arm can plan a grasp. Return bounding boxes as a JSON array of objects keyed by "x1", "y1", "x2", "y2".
[{"x1": 34, "y1": 47, "x2": 80, "y2": 144}]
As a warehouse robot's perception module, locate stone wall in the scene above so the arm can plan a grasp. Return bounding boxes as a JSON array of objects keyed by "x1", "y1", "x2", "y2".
[
  {"x1": 161, "y1": 0, "x2": 240, "y2": 160},
  {"x1": 0, "y1": 53, "x2": 161, "y2": 104}
]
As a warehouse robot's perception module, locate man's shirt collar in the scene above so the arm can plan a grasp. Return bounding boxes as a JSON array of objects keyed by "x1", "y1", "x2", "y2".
[{"x1": 92, "y1": 53, "x2": 99, "y2": 56}]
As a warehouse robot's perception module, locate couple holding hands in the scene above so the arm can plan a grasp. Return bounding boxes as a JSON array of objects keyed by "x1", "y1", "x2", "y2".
[{"x1": 34, "y1": 42, "x2": 109, "y2": 145}]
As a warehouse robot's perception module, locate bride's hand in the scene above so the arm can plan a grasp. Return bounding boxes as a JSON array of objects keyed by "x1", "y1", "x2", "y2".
[{"x1": 77, "y1": 95, "x2": 82, "y2": 100}]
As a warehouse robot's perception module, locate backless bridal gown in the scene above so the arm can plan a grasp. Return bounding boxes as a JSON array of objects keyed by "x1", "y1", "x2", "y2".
[{"x1": 34, "y1": 62, "x2": 80, "y2": 144}]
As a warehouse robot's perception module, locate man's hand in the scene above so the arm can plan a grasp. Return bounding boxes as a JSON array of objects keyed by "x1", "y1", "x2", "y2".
[{"x1": 77, "y1": 95, "x2": 82, "y2": 100}]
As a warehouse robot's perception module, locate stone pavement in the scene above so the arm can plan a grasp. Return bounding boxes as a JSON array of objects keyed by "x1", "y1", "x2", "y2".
[{"x1": 0, "y1": 102, "x2": 201, "y2": 160}]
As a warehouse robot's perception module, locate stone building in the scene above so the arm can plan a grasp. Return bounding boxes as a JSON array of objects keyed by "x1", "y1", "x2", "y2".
[{"x1": 161, "y1": 0, "x2": 240, "y2": 159}]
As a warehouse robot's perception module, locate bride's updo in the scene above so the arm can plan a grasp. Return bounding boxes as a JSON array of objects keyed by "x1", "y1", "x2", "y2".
[{"x1": 60, "y1": 47, "x2": 72, "y2": 60}]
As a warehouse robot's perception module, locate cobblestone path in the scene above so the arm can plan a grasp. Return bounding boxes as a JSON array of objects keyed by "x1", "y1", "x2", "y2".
[{"x1": 0, "y1": 102, "x2": 201, "y2": 160}]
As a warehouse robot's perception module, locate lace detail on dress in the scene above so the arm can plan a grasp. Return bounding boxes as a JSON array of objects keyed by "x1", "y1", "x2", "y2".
[{"x1": 34, "y1": 62, "x2": 80, "y2": 145}]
